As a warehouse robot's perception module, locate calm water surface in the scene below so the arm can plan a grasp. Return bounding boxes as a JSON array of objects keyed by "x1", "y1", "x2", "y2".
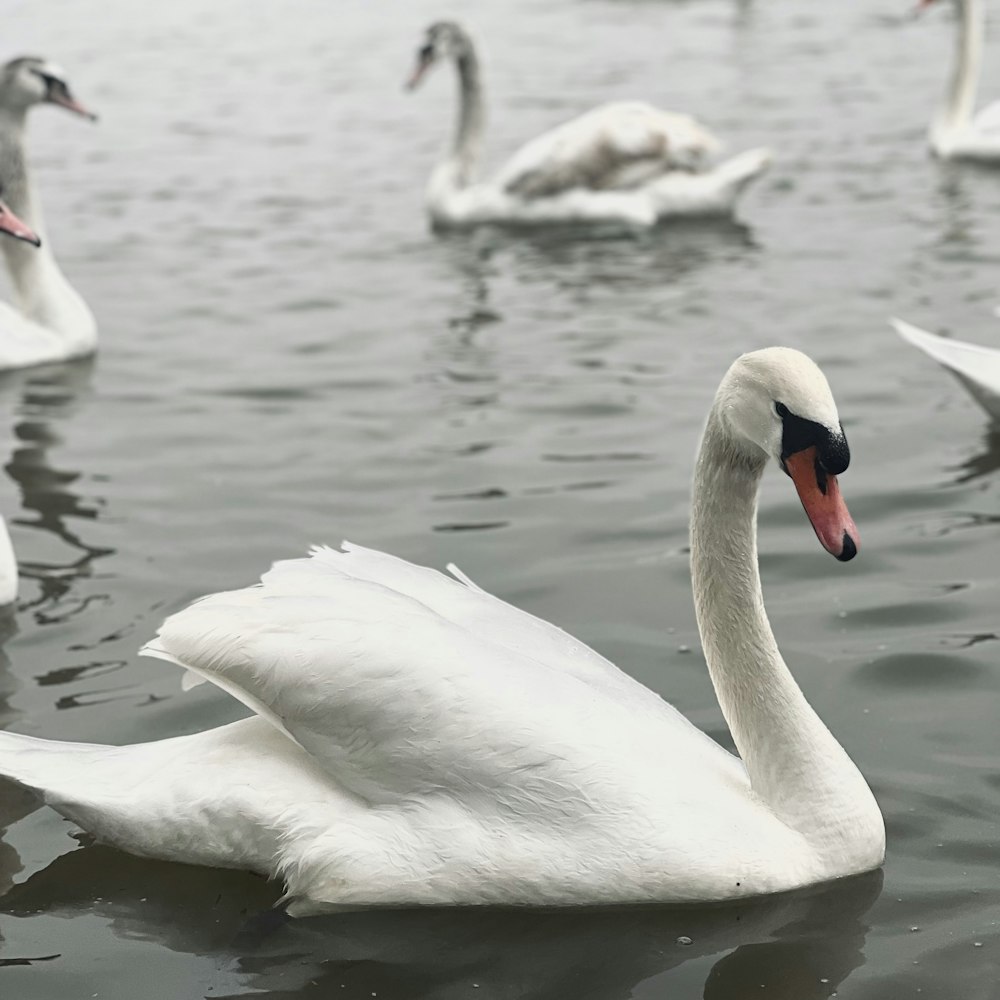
[{"x1": 1, "y1": 0, "x2": 999, "y2": 996}]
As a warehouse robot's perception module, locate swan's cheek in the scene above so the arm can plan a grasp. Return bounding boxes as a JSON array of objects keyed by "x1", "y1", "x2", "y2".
[{"x1": 785, "y1": 448, "x2": 859, "y2": 562}]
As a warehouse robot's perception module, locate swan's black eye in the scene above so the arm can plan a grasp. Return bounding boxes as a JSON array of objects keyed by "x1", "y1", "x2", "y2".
[
  {"x1": 775, "y1": 402, "x2": 789, "y2": 418},
  {"x1": 418, "y1": 44, "x2": 434, "y2": 61}
]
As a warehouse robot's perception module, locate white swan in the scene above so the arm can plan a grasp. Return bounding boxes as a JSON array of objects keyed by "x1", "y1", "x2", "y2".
[
  {"x1": 0, "y1": 57, "x2": 98, "y2": 370},
  {"x1": 0, "y1": 349, "x2": 884, "y2": 916},
  {"x1": 406, "y1": 22, "x2": 772, "y2": 228},
  {"x1": 920, "y1": 0, "x2": 1000, "y2": 161},
  {"x1": 0, "y1": 191, "x2": 44, "y2": 606},
  {"x1": 893, "y1": 316, "x2": 1000, "y2": 420}
]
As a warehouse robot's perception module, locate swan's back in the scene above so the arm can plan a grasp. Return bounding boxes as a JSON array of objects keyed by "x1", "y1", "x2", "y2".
[
  {"x1": 143, "y1": 544, "x2": 743, "y2": 810},
  {"x1": 494, "y1": 101, "x2": 722, "y2": 199}
]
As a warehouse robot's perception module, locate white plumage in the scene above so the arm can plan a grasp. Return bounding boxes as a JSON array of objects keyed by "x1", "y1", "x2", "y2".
[
  {"x1": 924, "y1": 0, "x2": 1000, "y2": 162},
  {"x1": 0, "y1": 350, "x2": 884, "y2": 916},
  {"x1": 893, "y1": 316, "x2": 1000, "y2": 421},
  {"x1": 0, "y1": 57, "x2": 98, "y2": 369},
  {"x1": 408, "y1": 23, "x2": 770, "y2": 228}
]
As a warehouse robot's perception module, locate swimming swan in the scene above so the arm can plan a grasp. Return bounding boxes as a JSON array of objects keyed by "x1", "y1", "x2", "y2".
[
  {"x1": 406, "y1": 22, "x2": 772, "y2": 228},
  {"x1": 0, "y1": 349, "x2": 884, "y2": 915},
  {"x1": 0, "y1": 57, "x2": 98, "y2": 369},
  {"x1": 0, "y1": 190, "x2": 42, "y2": 604},
  {"x1": 919, "y1": 0, "x2": 1000, "y2": 161}
]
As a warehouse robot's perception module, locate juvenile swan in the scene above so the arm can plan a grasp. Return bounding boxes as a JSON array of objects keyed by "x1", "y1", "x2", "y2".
[
  {"x1": 406, "y1": 22, "x2": 771, "y2": 228},
  {"x1": 0, "y1": 349, "x2": 884, "y2": 916},
  {"x1": 0, "y1": 57, "x2": 98, "y2": 369}
]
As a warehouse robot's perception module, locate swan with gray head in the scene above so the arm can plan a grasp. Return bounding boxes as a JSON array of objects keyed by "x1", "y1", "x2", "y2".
[
  {"x1": 0, "y1": 56, "x2": 98, "y2": 369},
  {"x1": 406, "y1": 22, "x2": 772, "y2": 228},
  {"x1": 0, "y1": 349, "x2": 883, "y2": 915}
]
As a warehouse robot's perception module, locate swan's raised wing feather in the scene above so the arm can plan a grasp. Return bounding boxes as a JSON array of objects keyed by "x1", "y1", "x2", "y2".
[
  {"x1": 893, "y1": 317, "x2": 1000, "y2": 420},
  {"x1": 141, "y1": 546, "x2": 740, "y2": 809},
  {"x1": 972, "y1": 99, "x2": 1000, "y2": 136},
  {"x1": 494, "y1": 101, "x2": 722, "y2": 200}
]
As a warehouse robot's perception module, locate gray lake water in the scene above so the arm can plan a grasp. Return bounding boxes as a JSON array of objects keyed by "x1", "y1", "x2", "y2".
[{"x1": 1, "y1": 0, "x2": 999, "y2": 996}]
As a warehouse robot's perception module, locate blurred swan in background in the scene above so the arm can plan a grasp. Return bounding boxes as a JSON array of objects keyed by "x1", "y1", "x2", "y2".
[
  {"x1": 0, "y1": 349, "x2": 883, "y2": 915},
  {"x1": 0, "y1": 57, "x2": 98, "y2": 369},
  {"x1": 406, "y1": 21, "x2": 771, "y2": 228},
  {"x1": 920, "y1": 0, "x2": 1000, "y2": 161},
  {"x1": 0, "y1": 189, "x2": 43, "y2": 606},
  {"x1": 893, "y1": 317, "x2": 1000, "y2": 421}
]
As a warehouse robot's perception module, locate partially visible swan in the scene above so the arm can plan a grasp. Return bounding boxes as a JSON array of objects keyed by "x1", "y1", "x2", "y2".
[
  {"x1": 893, "y1": 316, "x2": 1000, "y2": 420},
  {"x1": 0, "y1": 57, "x2": 98, "y2": 370},
  {"x1": 0, "y1": 190, "x2": 43, "y2": 605},
  {"x1": 0, "y1": 349, "x2": 884, "y2": 915},
  {"x1": 406, "y1": 22, "x2": 772, "y2": 228},
  {"x1": 919, "y1": 0, "x2": 1000, "y2": 161}
]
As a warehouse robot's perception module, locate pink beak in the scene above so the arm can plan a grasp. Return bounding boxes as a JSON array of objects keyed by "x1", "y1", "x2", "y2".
[
  {"x1": 49, "y1": 90, "x2": 98, "y2": 122},
  {"x1": 0, "y1": 200, "x2": 41, "y2": 247}
]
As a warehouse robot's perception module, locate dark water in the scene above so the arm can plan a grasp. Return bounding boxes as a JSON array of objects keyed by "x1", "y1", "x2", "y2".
[{"x1": 1, "y1": 0, "x2": 999, "y2": 996}]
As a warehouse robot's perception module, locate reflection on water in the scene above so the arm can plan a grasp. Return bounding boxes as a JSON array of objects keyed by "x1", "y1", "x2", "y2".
[
  {"x1": 0, "y1": 843, "x2": 881, "y2": 1000},
  {"x1": 0, "y1": 361, "x2": 112, "y2": 618},
  {"x1": 953, "y1": 428, "x2": 1000, "y2": 483}
]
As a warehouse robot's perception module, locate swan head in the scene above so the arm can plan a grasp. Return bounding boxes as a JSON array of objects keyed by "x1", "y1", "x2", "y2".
[
  {"x1": 0, "y1": 57, "x2": 97, "y2": 121},
  {"x1": 0, "y1": 187, "x2": 41, "y2": 246},
  {"x1": 718, "y1": 347, "x2": 859, "y2": 562},
  {"x1": 406, "y1": 22, "x2": 474, "y2": 90}
]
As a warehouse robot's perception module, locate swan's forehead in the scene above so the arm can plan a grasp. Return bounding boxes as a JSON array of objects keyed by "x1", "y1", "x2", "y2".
[{"x1": 737, "y1": 348, "x2": 840, "y2": 430}]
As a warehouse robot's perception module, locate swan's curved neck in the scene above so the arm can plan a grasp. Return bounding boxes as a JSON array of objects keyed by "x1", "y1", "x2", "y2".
[
  {"x1": 690, "y1": 405, "x2": 879, "y2": 858},
  {"x1": 441, "y1": 46, "x2": 485, "y2": 189},
  {"x1": 937, "y1": 0, "x2": 982, "y2": 138},
  {"x1": 0, "y1": 109, "x2": 95, "y2": 348}
]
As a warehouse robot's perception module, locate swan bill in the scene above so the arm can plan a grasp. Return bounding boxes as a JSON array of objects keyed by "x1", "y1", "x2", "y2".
[
  {"x1": 0, "y1": 199, "x2": 41, "y2": 247},
  {"x1": 785, "y1": 446, "x2": 859, "y2": 562},
  {"x1": 406, "y1": 46, "x2": 434, "y2": 90},
  {"x1": 47, "y1": 85, "x2": 97, "y2": 121}
]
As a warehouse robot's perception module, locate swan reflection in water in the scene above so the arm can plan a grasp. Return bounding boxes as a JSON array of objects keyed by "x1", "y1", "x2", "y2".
[
  {"x1": 0, "y1": 841, "x2": 881, "y2": 999},
  {"x1": 0, "y1": 359, "x2": 112, "y2": 618}
]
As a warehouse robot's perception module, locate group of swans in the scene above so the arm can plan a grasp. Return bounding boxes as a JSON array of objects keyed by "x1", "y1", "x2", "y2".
[
  {"x1": 0, "y1": 57, "x2": 97, "y2": 370},
  {"x1": 405, "y1": 21, "x2": 772, "y2": 228},
  {"x1": 0, "y1": 12, "x2": 998, "y2": 920},
  {"x1": 921, "y1": 0, "x2": 1000, "y2": 162},
  {"x1": 0, "y1": 349, "x2": 885, "y2": 914}
]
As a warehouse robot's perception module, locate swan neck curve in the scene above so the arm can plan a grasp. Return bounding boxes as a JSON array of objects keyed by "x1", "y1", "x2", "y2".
[
  {"x1": 936, "y1": 0, "x2": 982, "y2": 143},
  {"x1": 690, "y1": 403, "x2": 882, "y2": 862},
  {"x1": 0, "y1": 110, "x2": 96, "y2": 350},
  {"x1": 450, "y1": 44, "x2": 485, "y2": 186}
]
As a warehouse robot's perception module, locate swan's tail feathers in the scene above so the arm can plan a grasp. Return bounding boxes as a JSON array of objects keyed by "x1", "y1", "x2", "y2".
[
  {"x1": 712, "y1": 147, "x2": 772, "y2": 201},
  {"x1": 646, "y1": 147, "x2": 771, "y2": 219},
  {"x1": 0, "y1": 730, "x2": 121, "y2": 815},
  {"x1": 892, "y1": 317, "x2": 1000, "y2": 422}
]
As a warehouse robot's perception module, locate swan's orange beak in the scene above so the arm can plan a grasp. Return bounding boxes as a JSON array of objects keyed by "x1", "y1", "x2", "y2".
[
  {"x1": 0, "y1": 200, "x2": 41, "y2": 247},
  {"x1": 785, "y1": 446, "x2": 859, "y2": 562}
]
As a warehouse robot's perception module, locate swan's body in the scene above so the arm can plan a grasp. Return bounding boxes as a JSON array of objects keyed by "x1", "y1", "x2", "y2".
[
  {"x1": 0, "y1": 350, "x2": 883, "y2": 916},
  {"x1": 893, "y1": 317, "x2": 1000, "y2": 420},
  {"x1": 0, "y1": 57, "x2": 97, "y2": 370},
  {"x1": 408, "y1": 23, "x2": 771, "y2": 228},
  {"x1": 923, "y1": 0, "x2": 1000, "y2": 161},
  {"x1": 0, "y1": 515, "x2": 16, "y2": 606}
]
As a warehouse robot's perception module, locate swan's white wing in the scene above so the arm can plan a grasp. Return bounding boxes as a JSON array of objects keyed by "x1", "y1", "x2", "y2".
[
  {"x1": 141, "y1": 546, "x2": 743, "y2": 808},
  {"x1": 892, "y1": 317, "x2": 1000, "y2": 420},
  {"x1": 0, "y1": 718, "x2": 353, "y2": 878},
  {"x1": 494, "y1": 101, "x2": 722, "y2": 200},
  {"x1": 972, "y1": 99, "x2": 1000, "y2": 136}
]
